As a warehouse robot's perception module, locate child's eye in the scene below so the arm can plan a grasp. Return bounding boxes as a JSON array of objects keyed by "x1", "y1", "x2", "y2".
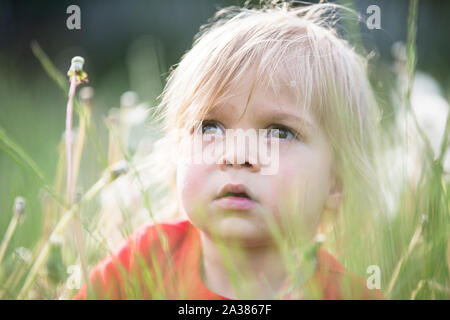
[
  {"x1": 197, "y1": 120, "x2": 224, "y2": 136},
  {"x1": 266, "y1": 125, "x2": 297, "y2": 140}
]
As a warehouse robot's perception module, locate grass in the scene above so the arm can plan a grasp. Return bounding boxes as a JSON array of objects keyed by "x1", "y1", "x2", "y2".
[{"x1": 0, "y1": 0, "x2": 449, "y2": 299}]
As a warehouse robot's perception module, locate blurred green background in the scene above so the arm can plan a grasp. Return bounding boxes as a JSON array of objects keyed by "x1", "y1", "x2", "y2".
[{"x1": 0, "y1": 0, "x2": 449, "y2": 299}]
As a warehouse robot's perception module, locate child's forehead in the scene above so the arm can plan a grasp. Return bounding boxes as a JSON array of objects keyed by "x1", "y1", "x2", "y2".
[
  {"x1": 198, "y1": 77, "x2": 318, "y2": 131},
  {"x1": 201, "y1": 69, "x2": 316, "y2": 121}
]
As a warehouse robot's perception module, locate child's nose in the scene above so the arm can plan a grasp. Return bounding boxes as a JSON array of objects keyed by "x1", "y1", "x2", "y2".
[{"x1": 217, "y1": 151, "x2": 260, "y2": 173}]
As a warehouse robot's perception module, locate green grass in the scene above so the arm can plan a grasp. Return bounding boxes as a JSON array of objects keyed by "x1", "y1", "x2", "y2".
[{"x1": 0, "y1": 0, "x2": 449, "y2": 299}]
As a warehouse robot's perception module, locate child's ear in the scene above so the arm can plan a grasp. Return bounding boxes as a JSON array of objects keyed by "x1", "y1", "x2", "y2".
[{"x1": 324, "y1": 173, "x2": 343, "y2": 212}]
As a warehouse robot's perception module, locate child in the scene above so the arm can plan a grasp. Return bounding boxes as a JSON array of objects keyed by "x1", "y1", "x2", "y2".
[{"x1": 74, "y1": 1, "x2": 384, "y2": 300}]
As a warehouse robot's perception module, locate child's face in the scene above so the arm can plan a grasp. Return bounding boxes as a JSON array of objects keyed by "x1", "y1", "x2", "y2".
[{"x1": 176, "y1": 76, "x2": 341, "y2": 247}]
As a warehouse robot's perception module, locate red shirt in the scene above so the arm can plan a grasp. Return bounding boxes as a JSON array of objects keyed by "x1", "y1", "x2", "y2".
[{"x1": 73, "y1": 219, "x2": 383, "y2": 300}]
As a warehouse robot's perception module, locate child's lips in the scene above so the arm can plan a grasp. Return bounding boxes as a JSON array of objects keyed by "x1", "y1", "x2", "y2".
[{"x1": 214, "y1": 196, "x2": 256, "y2": 211}]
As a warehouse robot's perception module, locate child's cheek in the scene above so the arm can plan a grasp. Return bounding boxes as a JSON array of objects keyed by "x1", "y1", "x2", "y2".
[
  {"x1": 176, "y1": 162, "x2": 209, "y2": 216},
  {"x1": 258, "y1": 158, "x2": 302, "y2": 222},
  {"x1": 265, "y1": 151, "x2": 324, "y2": 234}
]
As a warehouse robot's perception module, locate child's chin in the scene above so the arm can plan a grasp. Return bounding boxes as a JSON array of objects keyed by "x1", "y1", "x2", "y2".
[{"x1": 211, "y1": 217, "x2": 272, "y2": 246}]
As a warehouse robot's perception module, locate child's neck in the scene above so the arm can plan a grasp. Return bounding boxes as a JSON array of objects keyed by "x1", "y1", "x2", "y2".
[{"x1": 199, "y1": 232, "x2": 317, "y2": 299}]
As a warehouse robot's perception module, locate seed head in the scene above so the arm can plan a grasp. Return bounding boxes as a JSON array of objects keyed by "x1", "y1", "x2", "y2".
[
  {"x1": 314, "y1": 233, "x2": 326, "y2": 244},
  {"x1": 79, "y1": 86, "x2": 94, "y2": 103},
  {"x1": 50, "y1": 234, "x2": 64, "y2": 246},
  {"x1": 120, "y1": 91, "x2": 139, "y2": 108},
  {"x1": 14, "y1": 247, "x2": 32, "y2": 264},
  {"x1": 13, "y1": 196, "x2": 26, "y2": 221},
  {"x1": 71, "y1": 56, "x2": 84, "y2": 71},
  {"x1": 67, "y1": 56, "x2": 88, "y2": 83}
]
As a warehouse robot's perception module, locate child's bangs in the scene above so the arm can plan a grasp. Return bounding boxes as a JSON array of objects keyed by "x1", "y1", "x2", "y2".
[{"x1": 188, "y1": 36, "x2": 319, "y2": 128}]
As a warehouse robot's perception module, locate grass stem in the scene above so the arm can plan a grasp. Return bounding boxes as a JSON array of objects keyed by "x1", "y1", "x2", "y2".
[{"x1": 17, "y1": 162, "x2": 128, "y2": 299}]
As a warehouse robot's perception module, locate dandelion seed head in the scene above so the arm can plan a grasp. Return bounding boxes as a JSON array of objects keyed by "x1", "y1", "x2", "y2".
[
  {"x1": 70, "y1": 56, "x2": 85, "y2": 72},
  {"x1": 50, "y1": 234, "x2": 64, "y2": 246},
  {"x1": 14, "y1": 247, "x2": 32, "y2": 263},
  {"x1": 13, "y1": 196, "x2": 26, "y2": 219},
  {"x1": 79, "y1": 86, "x2": 94, "y2": 102},
  {"x1": 120, "y1": 91, "x2": 139, "y2": 108},
  {"x1": 67, "y1": 56, "x2": 88, "y2": 83},
  {"x1": 314, "y1": 233, "x2": 326, "y2": 244},
  {"x1": 124, "y1": 104, "x2": 150, "y2": 126}
]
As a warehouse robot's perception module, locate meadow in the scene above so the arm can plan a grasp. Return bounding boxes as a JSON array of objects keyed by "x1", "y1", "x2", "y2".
[{"x1": 0, "y1": 0, "x2": 449, "y2": 299}]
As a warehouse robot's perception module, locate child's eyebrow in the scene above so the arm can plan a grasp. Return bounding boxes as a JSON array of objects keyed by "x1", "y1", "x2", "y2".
[
  {"x1": 269, "y1": 111, "x2": 316, "y2": 129},
  {"x1": 205, "y1": 104, "x2": 316, "y2": 130}
]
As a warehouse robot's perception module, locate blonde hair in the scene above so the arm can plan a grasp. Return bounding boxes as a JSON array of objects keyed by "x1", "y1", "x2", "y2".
[{"x1": 145, "y1": 1, "x2": 385, "y2": 228}]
